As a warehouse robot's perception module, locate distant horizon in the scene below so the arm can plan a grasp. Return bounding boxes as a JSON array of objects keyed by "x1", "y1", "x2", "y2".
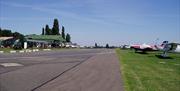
[{"x1": 0, "y1": 0, "x2": 180, "y2": 46}]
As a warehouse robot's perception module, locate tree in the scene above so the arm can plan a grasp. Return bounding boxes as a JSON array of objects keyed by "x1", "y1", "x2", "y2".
[
  {"x1": 0, "y1": 29, "x2": 12, "y2": 36},
  {"x1": 13, "y1": 32, "x2": 21, "y2": 39},
  {"x1": 42, "y1": 28, "x2": 45, "y2": 35},
  {"x1": 12, "y1": 32, "x2": 25, "y2": 46},
  {"x1": 52, "y1": 18, "x2": 59, "y2": 35},
  {"x1": 0, "y1": 28, "x2": 1, "y2": 36},
  {"x1": 66, "y1": 33, "x2": 71, "y2": 42},
  {"x1": 62, "y1": 26, "x2": 65, "y2": 39},
  {"x1": 106, "y1": 44, "x2": 109, "y2": 48},
  {"x1": 95, "y1": 43, "x2": 98, "y2": 48},
  {"x1": 45, "y1": 25, "x2": 51, "y2": 35}
]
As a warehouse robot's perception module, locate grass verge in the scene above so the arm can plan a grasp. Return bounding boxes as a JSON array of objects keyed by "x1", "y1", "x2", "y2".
[
  {"x1": 116, "y1": 49, "x2": 180, "y2": 91},
  {"x1": 0, "y1": 48, "x2": 14, "y2": 53}
]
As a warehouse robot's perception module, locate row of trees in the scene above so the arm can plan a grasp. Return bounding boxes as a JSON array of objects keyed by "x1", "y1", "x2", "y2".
[
  {"x1": 95, "y1": 43, "x2": 110, "y2": 48},
  {"x1": 41, "y1": 19, "x2": 71, "y2": 42}
]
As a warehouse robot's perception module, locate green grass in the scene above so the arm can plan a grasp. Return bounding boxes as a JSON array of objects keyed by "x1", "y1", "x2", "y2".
[
  {"x1": 0, "y1": 48, "x2": 14, "y2": 53},
  {"x1": 116, "y1": 49, "x2": 180, "y2": 91}
]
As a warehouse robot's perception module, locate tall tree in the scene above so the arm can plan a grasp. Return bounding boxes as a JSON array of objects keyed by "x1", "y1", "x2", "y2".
[
  {"x1": 106, "y1": 44, "x2": 109, "y2": 48},
  {"x1": 95, "y1": 43, "x2": 98, "y2": 48},
  {"x1": 12, "y1": 32, "x2": 24, "y2": 40},
  {"x1": 52, "y1": 18, "x2": 59, "y2": 35},
  {"x1": 0, "y1": 28, "x2": 2, "y2": 36},
  {"x1": 42, "y1": 28, "x2": 45, "y2": 35},
  {"x1": 62, "y1": 26, "x2": 65, "y2": 39},
  {"x1": 66, "y1": 33, "x2": 71, "y2": 42},
  {"x1": 45, "y1": 25, "x2": 51, "y2": 35}
]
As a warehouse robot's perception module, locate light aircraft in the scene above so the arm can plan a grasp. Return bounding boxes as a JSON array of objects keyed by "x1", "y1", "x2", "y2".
[
  {"x1": 155, "y1": 41, "x2": 180, "y2": 57},
  {"x1": 130, "y1": 43, "x2": 157, "y2": 53},
  {"x1": 130, "y1": 41, "x2": 180, "y2": 57}
]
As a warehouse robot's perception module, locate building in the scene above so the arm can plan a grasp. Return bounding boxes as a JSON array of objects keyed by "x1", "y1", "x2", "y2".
[
  {"x1": 0, "y1": 37, "x2": 17, "y2": 48},
  {"x1": 25, "y1": 35, "x2": 66, "y2": 48}
]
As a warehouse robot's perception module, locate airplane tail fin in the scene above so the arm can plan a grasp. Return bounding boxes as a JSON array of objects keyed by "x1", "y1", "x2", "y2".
[
  {"x1": 155, "y1": 41, "x2": 168, "y2": 50},
  {"x1": 161, "y1": 41, "x2": 168, "y2": 46}
]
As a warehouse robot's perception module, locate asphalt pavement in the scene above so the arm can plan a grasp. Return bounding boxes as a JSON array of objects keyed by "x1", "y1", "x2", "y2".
[{"x1": 0, "y1": 49, "x2": 124, "y2": 91}]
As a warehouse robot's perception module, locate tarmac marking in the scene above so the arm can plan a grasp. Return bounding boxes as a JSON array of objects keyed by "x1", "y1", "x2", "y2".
[{"x1": 0, "y1": 63, "x2": 24, "y2": 67}]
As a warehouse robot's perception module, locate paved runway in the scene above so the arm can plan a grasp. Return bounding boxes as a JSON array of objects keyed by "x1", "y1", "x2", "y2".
[{"x1": 0, "y1": 49, "x2": 124, "y2": 91}]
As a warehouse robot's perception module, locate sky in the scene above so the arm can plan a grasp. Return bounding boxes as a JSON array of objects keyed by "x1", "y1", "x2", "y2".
[{"x1": 0, "y1": 0, "x2": 180, "y2": 46}]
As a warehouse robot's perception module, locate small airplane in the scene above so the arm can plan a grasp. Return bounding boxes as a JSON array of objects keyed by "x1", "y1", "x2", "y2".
[
  {"x1": 130, "y1": 43, "x2": 157, "y2": 53},
  {"x1": 155, "y1": 41, "x2": 180, "y2": 57},
  {"x1": 130, "y1": 41, "x2": 180, "y2": 57}
]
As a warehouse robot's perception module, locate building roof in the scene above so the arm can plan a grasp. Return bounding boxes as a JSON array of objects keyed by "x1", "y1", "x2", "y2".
[
  {"x1": 0, "y1": 37, "x2": 14, "y2": 40},
  {"x1": 26, "y1": 39, "x2": 49, "y2": 43},
  {"x1": 26, "y1": 35, "x2": 66, "y2": 42}
]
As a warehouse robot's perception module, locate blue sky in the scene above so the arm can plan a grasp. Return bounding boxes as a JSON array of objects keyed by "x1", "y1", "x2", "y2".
[{"x1": 0, "y1": 0, "x2": 179, "y2": 46}]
